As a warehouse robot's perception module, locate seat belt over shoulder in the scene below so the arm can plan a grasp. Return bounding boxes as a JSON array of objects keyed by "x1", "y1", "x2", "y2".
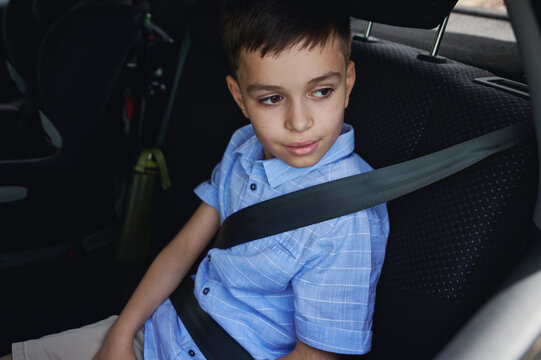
[
  {"x1": 170, "y1": 119, "x2": 533, "y2": 360},
  {"x1": 214, "y1": 120, "x2": 533, "y2": 248}
]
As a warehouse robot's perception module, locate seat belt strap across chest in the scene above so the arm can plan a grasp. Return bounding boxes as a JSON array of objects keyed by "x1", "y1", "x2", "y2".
[{"x1": 214, "y1": 120, "x2": 533, "y2": 249}]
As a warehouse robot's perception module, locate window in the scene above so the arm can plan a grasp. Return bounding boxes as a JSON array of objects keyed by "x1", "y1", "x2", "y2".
[
  {"x1": 457, "y1": 0, "x2": 506, "y2": 12},
  {"x1": 450, "y1": 0, "x2": 513, "y2": 42}
]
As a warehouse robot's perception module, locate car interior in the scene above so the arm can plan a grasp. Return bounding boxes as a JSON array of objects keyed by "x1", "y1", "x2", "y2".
[{"x1": 0, "y1": 0, "x2": 540, "y2": 359}]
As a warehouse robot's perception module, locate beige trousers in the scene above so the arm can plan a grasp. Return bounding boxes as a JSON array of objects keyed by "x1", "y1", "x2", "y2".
[{"x1": 11, "y1": 316, "x2": 144, "y2": 360}]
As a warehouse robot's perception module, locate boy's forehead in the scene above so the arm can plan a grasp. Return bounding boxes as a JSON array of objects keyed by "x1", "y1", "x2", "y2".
[{"x1": 235, "y1": 36, "x2": 346, "y2": 87}]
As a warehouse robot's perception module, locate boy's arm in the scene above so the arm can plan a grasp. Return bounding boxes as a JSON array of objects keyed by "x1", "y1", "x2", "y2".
[
  {"x1": 94, "y1": 202, "x2": 220, "y2": 360},
  {"x1": 279, "y1": 340, "x2": 339, "y2": 360}
]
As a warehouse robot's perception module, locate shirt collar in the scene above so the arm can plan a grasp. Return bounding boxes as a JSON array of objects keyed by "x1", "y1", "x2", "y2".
[
  {"x1": 233, "y1": 123, "x2": 355, "y2": 188},
  {"x1": 235, "y1": 131, "x2": 266, "y2": 174}
]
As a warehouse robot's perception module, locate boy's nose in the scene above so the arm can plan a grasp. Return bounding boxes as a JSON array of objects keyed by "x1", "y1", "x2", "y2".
[{"x1": 285, "y1": 101, "x2": 313, "y2": 132}]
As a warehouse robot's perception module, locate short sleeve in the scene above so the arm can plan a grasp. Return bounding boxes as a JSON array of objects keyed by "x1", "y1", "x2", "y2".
[
  {"x1": 291, "y1": 211, "x2": 377, "y2": 355},
  {"x1": 193, "y1": 124, "x2": 255, "y2": 214},
  {"x1": 194, "y1": 161, "x2": 221, "y2": 210}
]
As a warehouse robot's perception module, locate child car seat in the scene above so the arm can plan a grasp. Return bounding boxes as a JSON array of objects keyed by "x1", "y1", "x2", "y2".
[
  {"x1": 0, "y1": 0, "x2": 61, "y2": 161},
  {"x1": 0, "y1": 0, "x2": 146, "y2": 255},
  {"x1": 0, "y1": 2, "x2": 18, "y2": 102}
]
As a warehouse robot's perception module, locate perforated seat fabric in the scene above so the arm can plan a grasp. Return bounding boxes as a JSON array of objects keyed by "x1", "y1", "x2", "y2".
[{"x1": 344, "y1": 39, "x2": 538, "y2": 359}]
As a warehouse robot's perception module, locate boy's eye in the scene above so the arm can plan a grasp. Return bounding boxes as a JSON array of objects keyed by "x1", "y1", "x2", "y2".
[
  {"x1": 312, "y1": 88, "x2": 333, "y2": 98},
  {"x1": 260, "y1": 95, "x2": 283, "y2": 105}
]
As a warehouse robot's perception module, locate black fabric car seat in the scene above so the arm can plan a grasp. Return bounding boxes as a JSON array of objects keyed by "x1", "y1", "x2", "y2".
[
  {"x1": 0, "y1": 3, "x2": 18, "y2": 102},
  {"x1": 342, "y1": 1, "x2": 538, "y2": 359},
  {"x1": 0, "y1": 0, "x2": 145, "y2": 252},
  {"x1": 345, "y1": 37, "x2": 537, "y2": 359},
  {"x1": 0, "y1": 0, "x2": 59, "y2": 160},
  {"x1": 36, "y1": 0, "x2": 143, "y2": 171},
  {"x1": 2, "y1": 0, "x2": 42, "y2": 97},
  {"x1": 0, "y1": 0, "x2": 99, "y2": 161}
]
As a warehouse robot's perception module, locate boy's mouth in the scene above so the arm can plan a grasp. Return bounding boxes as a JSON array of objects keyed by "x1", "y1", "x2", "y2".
[{"x1": 285, "y1": 140, "x2": 319, "y2": 156}]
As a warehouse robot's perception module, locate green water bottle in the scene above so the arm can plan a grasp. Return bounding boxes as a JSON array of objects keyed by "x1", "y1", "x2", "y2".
[{"x1": 117, "y1": 148, "x2": 171, "y2": 263}]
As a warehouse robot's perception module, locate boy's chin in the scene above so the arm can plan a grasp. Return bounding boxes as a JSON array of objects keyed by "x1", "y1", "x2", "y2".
[{"x1": 279, "y1": 154, "x2": 323, "y2": 169}]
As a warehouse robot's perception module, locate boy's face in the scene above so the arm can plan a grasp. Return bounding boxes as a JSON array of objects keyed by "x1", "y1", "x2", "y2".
[{"x1": 226, "y1": 35, "x2": 356, "y2": 168}]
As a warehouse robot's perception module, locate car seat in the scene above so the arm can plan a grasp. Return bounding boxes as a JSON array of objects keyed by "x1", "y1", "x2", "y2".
[
  {"x1": 0, "y1": 0, "x2": 147, "y2": 256},
  {"x1": 0, "y1": 0, "x2": 61, "y2": 161},
  {"x1": 0, "y1": 1, "x2": 22, "y2": 102},
  {"x1": 343, "y1": 0, "x2": 538, "y2": 358}
]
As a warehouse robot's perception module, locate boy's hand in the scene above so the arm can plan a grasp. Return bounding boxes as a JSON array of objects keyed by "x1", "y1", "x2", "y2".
[
  {"x1": 93, "y1": 327, "x2": 137, "y2": 360},
  {"x1": 93, "y1": 202, "x2": 219, "y2": 360},
  {"x1": 94, "y1": 345, "x2": 135, "y2": 360}
]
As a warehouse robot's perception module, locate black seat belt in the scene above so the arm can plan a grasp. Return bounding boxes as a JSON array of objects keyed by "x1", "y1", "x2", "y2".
[
  {"x1": 170, "y1": 119, "x2": 533, "y2": 360},
  {"x1": 171, "y1": 278, "x2": 254, "y2": 359},
  {"x1": 214, "y1": 120, "x2": 533, "y2": 248}
]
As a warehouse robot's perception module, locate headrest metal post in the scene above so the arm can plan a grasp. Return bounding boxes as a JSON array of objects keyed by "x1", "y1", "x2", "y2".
[
  {"x1": 430, "y1": 16, "x2": 449, "y2": 57},
  {"x1": 364, "y1": 21, "x2": 373, "y2": 39}
]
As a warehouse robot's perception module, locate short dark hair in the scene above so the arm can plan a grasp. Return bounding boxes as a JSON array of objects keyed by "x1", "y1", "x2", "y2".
[{"x1": 220, "y1": 0, "x2": 351, "y2": 74}]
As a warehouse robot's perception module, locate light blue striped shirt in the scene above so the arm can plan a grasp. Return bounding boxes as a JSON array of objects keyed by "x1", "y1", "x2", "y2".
[{"x1": 144, "y1": 123, "x2": 389, "y2": 359}]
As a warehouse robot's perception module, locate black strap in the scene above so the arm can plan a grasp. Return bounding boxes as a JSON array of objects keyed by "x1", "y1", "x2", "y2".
[
  {"x1": 214, "y1": 120, "x2": 533, "y2": 249},
  {"x1": 170, "y1": 278, "x2": 254, "y2": 359}
]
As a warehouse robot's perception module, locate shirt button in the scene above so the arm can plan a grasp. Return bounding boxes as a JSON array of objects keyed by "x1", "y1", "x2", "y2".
[
  {"x1": 250, "y1": 183, "x2": 257, "y2": 191},
  {"x1": 207, "y1": 255, "x2": 211, "y2": 262},
  {"x1": 203, "y1": 287, "x2": 210, "y2": 295},
  {"x1": 188, "y1": 349, "x2": 196, "y2": 357}
]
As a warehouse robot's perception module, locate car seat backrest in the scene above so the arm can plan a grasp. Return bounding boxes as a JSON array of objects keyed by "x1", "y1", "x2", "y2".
[
  {"x1": 2, "y1": 0, "x2": 42, "y2": 94},
  {"x1": 344, "y1": 37, "x2": 538, "y2": 359},
  {"x1": 37, "y1": 0, "x2": 143, "y2": 165},
  {"x1": 0, "y1": 3, "x2": 19, "y2": 102},
  {"x1": 33, "y1": 0, "x2": 94, "y2": 29},
  {"x1": 2, "y1": 0, "x2": 90, "y2": 94}
]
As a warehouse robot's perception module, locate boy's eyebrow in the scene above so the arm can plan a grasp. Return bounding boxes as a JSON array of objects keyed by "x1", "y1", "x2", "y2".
[
  {"x1": 247, "y1": 84, "x2": 283, "y2": 93},
  {"x1": 246, "y1": 71, "x2": 342, "y2": 94},
  {"x1": 306, "y1": 71, "x2": 342, "y2": 86}
]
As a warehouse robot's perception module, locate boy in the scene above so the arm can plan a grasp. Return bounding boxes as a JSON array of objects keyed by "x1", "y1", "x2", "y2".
[{"x1": 2, "y1": 0, "x2": 388, "y2": 359}]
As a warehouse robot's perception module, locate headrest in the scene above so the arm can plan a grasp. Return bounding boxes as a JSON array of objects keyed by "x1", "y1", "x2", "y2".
[{"x1": 347, "y1": 0, "x2": 459, "y2": 29}]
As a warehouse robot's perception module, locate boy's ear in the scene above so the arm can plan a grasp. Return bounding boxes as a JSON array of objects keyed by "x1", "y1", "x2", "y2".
[
  {"x1": 226, "y1": 75, "x2": 249, "y2": 118},
  {"x1": 344, "y1": 61, "x2": 356, "y2": 109}
]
